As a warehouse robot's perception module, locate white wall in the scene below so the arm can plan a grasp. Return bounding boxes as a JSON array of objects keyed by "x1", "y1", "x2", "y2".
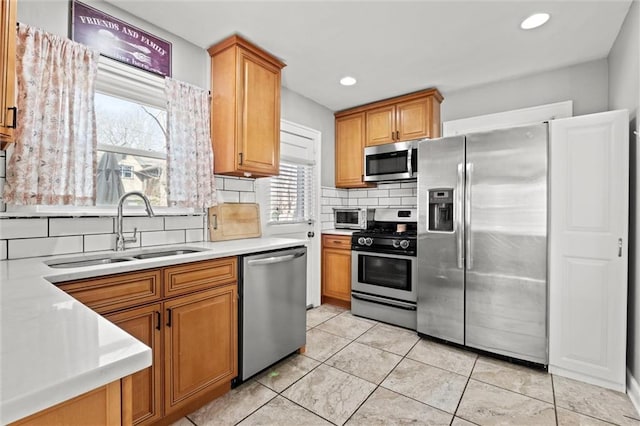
[
  {"x1": 442, "y1": 59, "x2": 609, "y2": 122},
  {"x1": 281, "y1": 87, "x2": 335, "y2": 187},
  {"x1": 608, "y1": 0, "x2": 640, "y2": 398},
  {"x1": 17, "y1": 0, "x2": 208, "y2": 87}
]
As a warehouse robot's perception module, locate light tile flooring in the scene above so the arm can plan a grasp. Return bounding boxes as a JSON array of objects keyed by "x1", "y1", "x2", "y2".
[{"x1": 174, "y1": 304, "x2": 640, "y2": 426}]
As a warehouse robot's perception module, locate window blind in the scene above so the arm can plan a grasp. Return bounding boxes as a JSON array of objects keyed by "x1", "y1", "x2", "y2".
[{"x1": 269, "y1": 160, "x2": 315, "y2": 224}]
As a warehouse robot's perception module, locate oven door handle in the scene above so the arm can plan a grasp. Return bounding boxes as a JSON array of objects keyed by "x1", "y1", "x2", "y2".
[{"x1": 352, "y1": 293, "x2": 417, "y2": 311}]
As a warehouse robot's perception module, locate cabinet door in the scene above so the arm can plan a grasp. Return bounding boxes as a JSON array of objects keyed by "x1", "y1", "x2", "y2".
[
  {"x1": 0, "y1": 0, "x2": 16, "y2": 146},
  {"x1": 237, "y1": 48, "x2": 281, "y2": 176},
  {"x1": 106, "y1": 304, "x2": 162, "y2": 426},
  {"x1": 366, "y1": 105, "x2": 396, "y2": 146},
  {"x1": 396, "y1": 97, "x2": 430, "y2": 141},
  {"x1": 321, "y1": 246, "x2": 352, "y2": 302},
  {"x1": 12, "y1": 380, "x2": 123, "y2": 426},
  {"x1": 163, "y1": 285, "x2": 237, "y2": 415},
  {"x1": 335, "y1": 113, "x2": 369, "y2": 188}
]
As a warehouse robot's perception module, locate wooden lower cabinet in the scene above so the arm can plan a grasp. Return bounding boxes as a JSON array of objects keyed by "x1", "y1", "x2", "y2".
[
  {"x1": 106, "y1": 304, "x2": 162, "y2": 425},
  {"x1": 164, "y1": 284, "x2": 237, "y2": 415},
  {"x1": 57, "y1": 257, "x2": 239, "y2": 426},
  {"x1": 12, "y1": 379, "x2": 129, "y2": 426},
  {"x1": 321, "y1": 234, "x2": 352, "y2": 308}
]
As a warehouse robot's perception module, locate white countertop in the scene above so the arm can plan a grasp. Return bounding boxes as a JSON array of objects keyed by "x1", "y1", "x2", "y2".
[
  {"x1": 322, "y1": 229, "x2": 357, "y2": 236},
  {"x1": 0, "y1": 237, "x2": 306, "y2": 424}
]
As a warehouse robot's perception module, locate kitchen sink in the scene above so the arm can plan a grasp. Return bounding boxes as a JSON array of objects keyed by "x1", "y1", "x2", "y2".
[
  {"x1": 47, "y1": 256, "x2": 134, "y2": 269},
  {"x1": 45, "y1": 247, "x2": 207, "y2": 269},
  {"x1": 131, "y1": 249, "x2": 203, "y2": 260}
]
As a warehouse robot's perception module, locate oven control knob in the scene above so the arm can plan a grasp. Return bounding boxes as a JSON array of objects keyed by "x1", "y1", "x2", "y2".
[
  {"x1": 392, "y1": 240, "x2": 400, "y2": 248},
  {"x1": 358, "y1": 237, "x2": 366, "y2": 245},
  {"x1": 400, "y1": 240, "x2": 410, "y2": 249},
  {"x1": 365, "y1": 237, "x2": 373, "y2": 246}
]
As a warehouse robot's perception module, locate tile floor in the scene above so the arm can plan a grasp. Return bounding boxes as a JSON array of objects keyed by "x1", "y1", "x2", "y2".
[{"x1": 174, "y1": 304, "x2": 640, "y2": 426}]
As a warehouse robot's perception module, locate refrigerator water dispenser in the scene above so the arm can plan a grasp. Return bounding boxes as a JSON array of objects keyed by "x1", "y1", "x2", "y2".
[{"x1": 428, "y1": 189, "x2": 454, "y2": 232}]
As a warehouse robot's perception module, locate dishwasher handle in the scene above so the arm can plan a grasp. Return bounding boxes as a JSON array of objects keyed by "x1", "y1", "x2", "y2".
[{"x1": 247, "y1": 251, "x2": 305, "y2": 266}]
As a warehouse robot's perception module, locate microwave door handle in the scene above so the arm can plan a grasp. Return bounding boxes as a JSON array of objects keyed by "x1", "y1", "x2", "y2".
[{"x1": 407, "y1": 148, "x2": 413, "y2": 176}]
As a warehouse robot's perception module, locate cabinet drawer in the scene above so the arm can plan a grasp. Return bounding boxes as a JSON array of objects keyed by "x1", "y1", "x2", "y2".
[
  {"x1": 322, "y1": 234, "x2": 352, "y2": 250},
  {"x1": 164, "y1": 257, "x2": 237, "y2": 298},
  {"x1": 59, "y1": 270, "x2": 162, "y2": 314}
]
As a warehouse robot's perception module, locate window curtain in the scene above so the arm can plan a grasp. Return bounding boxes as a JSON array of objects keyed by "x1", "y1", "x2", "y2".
[
  {"x1": 4, "y1": 24, "x2": 99, "y2": 205},
  {"x1": 165, "y1": 78, "x2": 216, "y2": 208}
]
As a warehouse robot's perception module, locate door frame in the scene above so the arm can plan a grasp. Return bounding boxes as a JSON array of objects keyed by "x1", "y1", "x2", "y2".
[{"x1": 256, "y1": 119, "x2": 322, "y2": 307}]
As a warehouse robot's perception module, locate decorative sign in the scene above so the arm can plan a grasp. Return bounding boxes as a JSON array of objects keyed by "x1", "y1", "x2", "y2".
[{"x1": 72, "y1": 1, "x2": 172, "y2": 77}]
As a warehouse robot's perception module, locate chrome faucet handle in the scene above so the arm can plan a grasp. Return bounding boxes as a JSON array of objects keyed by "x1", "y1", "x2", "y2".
[{"x1": 124, "y1": 227, "x2": 138, "y2": 243}]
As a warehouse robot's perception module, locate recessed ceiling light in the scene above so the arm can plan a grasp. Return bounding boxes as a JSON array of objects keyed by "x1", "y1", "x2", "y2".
[
  {"x1": 520, "y1": 13, "x2": 550, "y2": 30},
  {"x1": 340, "y1": 76, "x2": 357, "y2": 86}
]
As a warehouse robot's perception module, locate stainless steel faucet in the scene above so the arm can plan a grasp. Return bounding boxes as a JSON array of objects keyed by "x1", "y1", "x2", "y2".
[{"x1": 115, "y1": 191, "x2": 155, "y2": 251}]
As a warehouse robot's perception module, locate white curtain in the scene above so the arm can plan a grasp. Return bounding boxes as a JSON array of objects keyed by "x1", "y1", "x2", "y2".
[
  {"x1": 165, "y1": 78, "x2": 216, "y2": 208},
  {"x1": 4, "y1": 24, "x2": 99, "y2": 205}
]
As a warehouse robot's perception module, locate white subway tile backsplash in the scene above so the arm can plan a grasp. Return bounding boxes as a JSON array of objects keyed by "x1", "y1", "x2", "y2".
[
  {"x1": 378, "y1": 197, "x2": 401, "y2": 206},
  {"x1": 9, "y1": 236, "x2": 83, "y2": 259},
  {"x1": 164, "y1": 215, "x2": 204, "y2": 230},
  {"x1": 358, "y1": 198, "x2": 379, "y2": 206},
  {"x1": 141, "y1": 230, "x2": 186, "y2": 247},
  {"x1": 350, "y1": 190, "x2": 368, "y2": 198},
  {"x1": 321, "y1": 205, "x2": 334, "y2": 214},
  {"x1": 401, "y1": 182, "x2": 417, "y2": 188},
  {"x1": 217, "y1": 190, "x2": 240, "y2": 203},
  {"x1": 122, "y1": 217, "x2": 165, "y2": 233},
  {"x1": 186, "y1": 228, "x2": 204, "y2": 242},
  {"x1": 239, "y1": 192, "x2": 256, "y2": 203},
  {"x1": 320, "y1": 213, "x2": 332, "y2": 222},
  {"x1": 321, "y1": 197, "x2": 331, "y2": 206},
  {"x1": 389, "y1": 188, "x2": 414, "y2": 197},
  {"x1": 224, "y1": 178, "x2": 254, "y2": 192},
  {"x1": 214, "y1": 176, "x2": 225, "y2": 190},
  {"x1": 367, "y1": 189, "x2": 389, "y2": 198},
  {"x1": 0, "y1": 218, "x2": 48, "y2": 239},
  {"x1": 348, "y1": 198, "x2": 358, "y2": 206},
  {"x1": 84, "y1": 234, "x2": 115, "y2": 252},
  {"x1": 49, "y1": 218, "x2": 114, "y2": 236},
  {"x1": 1, "y1": 240, "x2": 6, "y2": 260}
]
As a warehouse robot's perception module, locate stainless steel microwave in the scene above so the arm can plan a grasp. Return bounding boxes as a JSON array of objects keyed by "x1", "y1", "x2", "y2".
[
  {"x1": 333, "y1": 208, "x2": 371, "y2": 230},
  {"x1": 364, "y1": 140, "x2": 420, "y2": 182}
]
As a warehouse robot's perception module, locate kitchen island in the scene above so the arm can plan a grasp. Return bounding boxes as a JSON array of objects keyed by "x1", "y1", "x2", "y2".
[{"x1": 0, "y1": 237, "x2": 306, "y2": 424}]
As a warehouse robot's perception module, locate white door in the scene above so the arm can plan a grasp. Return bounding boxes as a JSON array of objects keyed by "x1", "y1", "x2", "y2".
[
  {"x1": 256, "y1": 120, "x2": 322, "y2": 307},
  {"x1": 549, "y1": 110, "x2": 629, "y2": 391}
]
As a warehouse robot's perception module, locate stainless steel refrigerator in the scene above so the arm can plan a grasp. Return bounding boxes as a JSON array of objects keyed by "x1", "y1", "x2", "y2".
[{"x1": 417, "y1": 123, "x2": 548, "y2": 364}]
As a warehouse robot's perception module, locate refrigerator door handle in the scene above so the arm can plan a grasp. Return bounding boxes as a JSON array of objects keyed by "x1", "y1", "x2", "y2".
[
  {"x1": 456, "y1": 163, "x2": 464, "y2": 269},
  {"x1": 465, "y1": 163, "x2": 473, "y2": 270}
]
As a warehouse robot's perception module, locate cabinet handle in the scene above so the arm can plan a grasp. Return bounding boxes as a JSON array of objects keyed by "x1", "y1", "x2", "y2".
[
  {"x1": 7, "y1": 106, "x2": 17, "y2": 129},
  {"x1": 396, "y1": 130, "x2": 400, "y2": 140},
  {"x1": 238, "y1": 152, "x2": 243, "y2": 165},
  {"x1": 333, "y1": 240, "x2": 343, "y2": 244},
  {"x1": 166, "y1": 308, "x2": 172, "y2": 327},
  {"x1": 391, "y1": 131, "x2": 395, "y2": 141},
  {"x1": 619, "y1": 238, "x2": 623, "y2": 257},
  {"x1": 155, "y1": 311, "x2": 161, "y2": 330}
]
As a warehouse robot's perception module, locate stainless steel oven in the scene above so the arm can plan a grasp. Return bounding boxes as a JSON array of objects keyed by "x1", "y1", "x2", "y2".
[{"x1": 350, "y1": 208, "x2": 418, "y2": 330}]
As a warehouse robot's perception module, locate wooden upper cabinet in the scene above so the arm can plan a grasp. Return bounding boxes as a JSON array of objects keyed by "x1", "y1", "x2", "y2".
[
  {"x1": 0, "y1": 0, "x2": 16, "y2": 150},
  {"x1": 365, "y1": 105, "x2": 395, "y2": 146},
  {"x1": 335, "y1": 112, "x2": 370, "y2": 188},
  {"x1": 208, "y1": 35, "x2": 286, "y2": 178},
  {"x1": 365, "y1": 90, "x2": 443, "y2": 147}
]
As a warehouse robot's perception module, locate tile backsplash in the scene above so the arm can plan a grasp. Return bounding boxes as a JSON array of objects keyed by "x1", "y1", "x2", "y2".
[
  {"x1": 0, "y1": 152, "x2": 256, "y2": 259},
  {"x1": 320, "y1": 182, "x2": 417, "y2": 230}
]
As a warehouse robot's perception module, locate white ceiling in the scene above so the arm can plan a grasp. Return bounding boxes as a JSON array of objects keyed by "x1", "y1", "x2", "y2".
[{"x1": 105, "y1": 0, "x2": 632, "y2": 112}]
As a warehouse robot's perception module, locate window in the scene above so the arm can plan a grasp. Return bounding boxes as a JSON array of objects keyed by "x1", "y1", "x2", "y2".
[
  {"x1": 95, "y1": 92, "x2": 168, "y2": 206},
  {"x1": 269, "y1": 160, "x2": 315, "y2": 224}
]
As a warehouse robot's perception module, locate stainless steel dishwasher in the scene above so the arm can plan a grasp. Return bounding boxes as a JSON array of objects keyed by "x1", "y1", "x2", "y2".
[{"x1": 238, "y1": 246, "x2": 307, "y2": 382}]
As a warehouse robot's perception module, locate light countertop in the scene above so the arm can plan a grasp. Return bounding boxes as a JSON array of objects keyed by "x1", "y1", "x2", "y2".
[
  {"x1": 0, "y1": 237, "x2": 306, "y2": 424},
  {"x1": 322, "y1": 229, "x2": 357, "y2": 236}
]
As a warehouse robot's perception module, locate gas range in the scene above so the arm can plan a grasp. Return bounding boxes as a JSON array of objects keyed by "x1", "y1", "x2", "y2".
[
  {"x1": 350, "y1": 208, "x2": 418, "y2": 330},
  {"x1": 350, "y1": 208, "x2": 417, "y2": 256}
]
